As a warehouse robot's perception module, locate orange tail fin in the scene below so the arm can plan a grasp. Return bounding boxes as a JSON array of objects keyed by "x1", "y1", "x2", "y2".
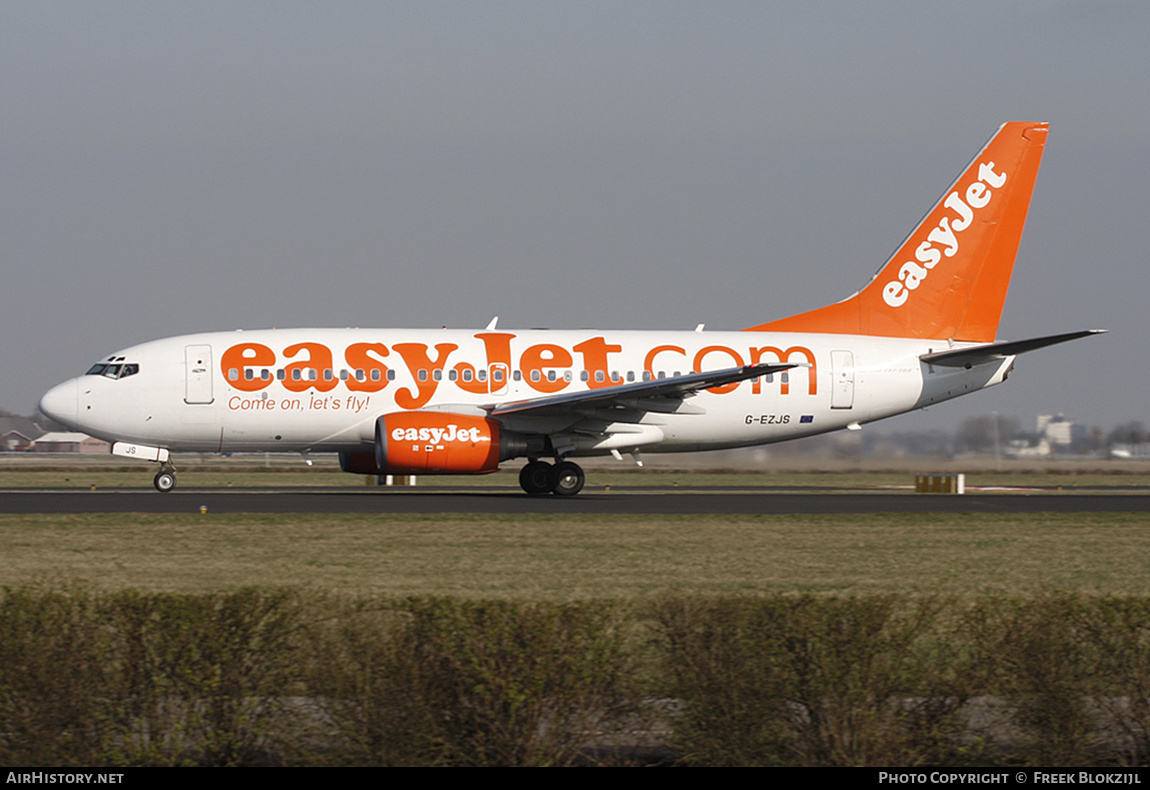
[{"x1": 747, "y1": 122, "x2": 1049, "y2": 342}]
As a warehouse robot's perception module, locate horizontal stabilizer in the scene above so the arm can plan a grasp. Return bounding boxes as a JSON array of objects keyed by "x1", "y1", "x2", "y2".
[{"x1": 920, "y1": 330, "x2": 1106, "y2": 368}]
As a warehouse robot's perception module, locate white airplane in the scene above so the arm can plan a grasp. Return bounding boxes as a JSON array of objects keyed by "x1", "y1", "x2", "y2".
[{"x1": 40, "y1": 122, "x2": 1101, "y2": 495}]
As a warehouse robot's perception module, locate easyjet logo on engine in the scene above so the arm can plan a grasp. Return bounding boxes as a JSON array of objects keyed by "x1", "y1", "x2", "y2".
[
  {"x1": 882, "y1": 161, "x2": 1007, "y2": 308},
  {"x1": 378, "y1": 412, "x2": 501, "y2": 474},
  {"x1": 391, "y1": 424, "x2": 483, "y2": 444}
]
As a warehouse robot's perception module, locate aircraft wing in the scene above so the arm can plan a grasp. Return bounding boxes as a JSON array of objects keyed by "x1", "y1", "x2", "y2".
[
  {"x1": 920, "y1": 330, "x2": 1105, "y2": 368},
  {"x1": 487, "y1": 361, "x2": 800, "y2": 417}
]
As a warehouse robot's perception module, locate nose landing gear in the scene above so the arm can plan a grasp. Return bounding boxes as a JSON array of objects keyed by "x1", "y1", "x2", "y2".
[
  {"x1": 518, "y1": 459, "x2": 585, "y2": 496},
  {"x1": 153, "y1": 463, "x2": 177, "y2": 492}
]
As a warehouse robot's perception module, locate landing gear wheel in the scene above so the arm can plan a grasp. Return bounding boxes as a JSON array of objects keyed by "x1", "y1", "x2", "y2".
[
  {"x1": 519, "y1": 461, "x2": 553, "y2": 495},
  {"x1": 549, "y1": 461, "x2": 585, "y2": 497},
  {"x1": 153, "y1": 470, "x2": 176, "y2": 493}
]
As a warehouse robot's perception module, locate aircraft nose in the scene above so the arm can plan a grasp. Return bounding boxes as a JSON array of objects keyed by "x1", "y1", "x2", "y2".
[{"x1": 40, "y1": 379, "x2": 78, "y2": 429}]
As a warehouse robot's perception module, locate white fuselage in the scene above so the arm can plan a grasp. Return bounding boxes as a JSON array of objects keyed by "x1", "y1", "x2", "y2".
[{"x1": 41, "y1": 327, "x2": 1012, "y2": 459}]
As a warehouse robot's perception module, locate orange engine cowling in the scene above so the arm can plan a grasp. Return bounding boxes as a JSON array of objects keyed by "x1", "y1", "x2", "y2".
[{"x1": 374, "y1": 412, "x2": 503, "y2": 474}]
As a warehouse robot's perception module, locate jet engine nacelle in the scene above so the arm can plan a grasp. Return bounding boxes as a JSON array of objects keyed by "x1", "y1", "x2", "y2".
[
  {"x1": 378, "y1": 412, "x2": 500, "y2": 473},
  {"x1": 346, "y1": 411, "x2": 529, "y2": 475}
]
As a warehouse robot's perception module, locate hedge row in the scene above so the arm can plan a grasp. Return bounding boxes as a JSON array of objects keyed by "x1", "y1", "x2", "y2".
[{"x1": 3, "y1": 589, "x2": 1150, "y2": 766}]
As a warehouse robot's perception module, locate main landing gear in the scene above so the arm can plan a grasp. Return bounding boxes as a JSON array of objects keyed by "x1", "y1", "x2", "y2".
[
  {"x1": 153, "y1": 463, "x2": 177, "y2": 492},
  {"x1": 518, "y1": 459, "x2": 585, "y2": 497}
]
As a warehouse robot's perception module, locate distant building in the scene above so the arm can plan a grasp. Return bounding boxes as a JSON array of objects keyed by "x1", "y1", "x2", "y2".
[
  {"x1": 2, "y1": 428, "x2": 36, "y2": 451},
  {"x1": 1037, "y1": 414, "x2": 1086, "y2": 451},
  {"x1": 1005, "y1": 438, "x2": 1052, "y2": 458},
  {"x1": 32, "y1": 432, "x2": 110, "y2": 453},
  {"x1": 0, "y1": 416, "x2": 43, "y2": 451}
]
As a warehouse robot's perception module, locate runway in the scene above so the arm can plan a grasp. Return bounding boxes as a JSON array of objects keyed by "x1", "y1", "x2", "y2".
[{"x1": 3, "y1": 487, "x2": 1148, "y2": 515}]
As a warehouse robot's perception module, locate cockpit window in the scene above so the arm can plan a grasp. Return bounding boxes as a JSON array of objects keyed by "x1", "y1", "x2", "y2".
[{"x1": 85, "y1": 362, "x2": 139, "y2": 380}]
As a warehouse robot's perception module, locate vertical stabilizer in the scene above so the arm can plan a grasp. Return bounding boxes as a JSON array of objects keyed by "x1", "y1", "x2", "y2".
[{"x1": 748, "y1": 122, "x2": 1048, "y2": 341}]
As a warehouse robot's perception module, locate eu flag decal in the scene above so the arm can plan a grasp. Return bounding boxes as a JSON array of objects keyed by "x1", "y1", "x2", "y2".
[{"x1": 800, "y1": 415, "x2": 814, "y2": 424}]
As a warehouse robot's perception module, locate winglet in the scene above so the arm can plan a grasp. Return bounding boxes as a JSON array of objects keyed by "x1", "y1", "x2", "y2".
[{"x1": 747, "y1": 122, "x2": 1049, "y2": 342}]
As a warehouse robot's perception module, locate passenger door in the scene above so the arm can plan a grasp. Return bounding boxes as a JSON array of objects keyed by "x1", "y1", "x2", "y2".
[{"x1": 184, "y1": 344, "x2": 214, "y2": 404}]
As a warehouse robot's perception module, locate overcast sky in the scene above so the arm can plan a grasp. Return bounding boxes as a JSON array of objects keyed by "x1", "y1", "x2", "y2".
[{"x1": 3, "y1": 1, "x2": 1147, "y2": 434}]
